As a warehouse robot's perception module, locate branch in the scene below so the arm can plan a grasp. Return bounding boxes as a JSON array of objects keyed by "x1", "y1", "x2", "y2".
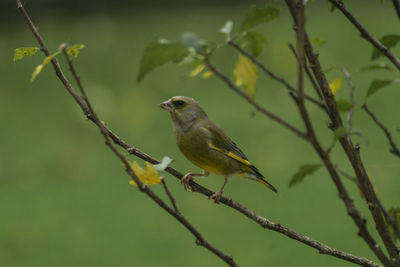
[
  {"x1": 286, "y1": 1, "x2": 396, "y2": 266},
  {"x1": 228, "y1": 40, "x2": 326, "y2": 111},
  {"x1": 362, "y1": 104, "x2": 400, "y2": 158},
  {"x1": 329, "y1": 0, "x2": 400, "y2": 72},
  {"x1": 341, "y1": 66, "x2": 355, "y2": 134},
  {"x1": 203, "y1": 56, "x2": 309, "y2": 141},
  {"x1": 16, "y1": 1, "x2": 386, "y2": 266},
  {"x1": 161, "y1": 179, "x2": 180, "y2": 213},
  {"x1": 392, "y1": 0, "x2": 400, "y2": 20},
  {"x1": 288, "y1": 42, "x2": 324, "y2": 101}
]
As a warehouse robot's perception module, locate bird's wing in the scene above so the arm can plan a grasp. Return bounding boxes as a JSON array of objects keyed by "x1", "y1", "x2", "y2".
[
  {"x1": 202, "y1": 121, "x2": 252, "y2": 167},
  {"x1": 203, "y1": 120, "x2": 278, "y2": 193}
]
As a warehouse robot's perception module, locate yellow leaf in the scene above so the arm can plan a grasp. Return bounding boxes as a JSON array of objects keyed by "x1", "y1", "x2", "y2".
[
  {"x1": 201, "y1": 70, "x2": 213, "y2": 79},
  {"x1": 330, "y1": 78, "x2": 342, "y2": 96},
  {"x1": 189, "y1": 64, "x2": 205, "y2": 77},
  {"x1": 233, "y1": 55, "x2": 258, "y2": 97},
  {"x1": 128, "y1": 161, "x2": 162, "y2": 186},
  {"x1": 30, "y1": 51, "x2": 60, "y2": 83},
  {"x1": 31, "y1": 65, "x2": 44, "y2": 83},
  {"x1": 67, "y1": 44, "x2": 85, "y2": 58}
]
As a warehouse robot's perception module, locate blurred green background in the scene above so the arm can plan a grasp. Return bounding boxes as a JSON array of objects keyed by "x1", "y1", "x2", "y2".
[{"x1": 2, "y1": 0, "x2": 400, "y2": 266}]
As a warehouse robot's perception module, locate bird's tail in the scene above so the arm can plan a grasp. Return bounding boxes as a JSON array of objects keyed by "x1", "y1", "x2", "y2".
[
  {"x1": 246, "y1": 165, "x2": 278, "y2": 193},
  {"x1": 258, "y1": 177, "x2": 278, "y2": 193}
]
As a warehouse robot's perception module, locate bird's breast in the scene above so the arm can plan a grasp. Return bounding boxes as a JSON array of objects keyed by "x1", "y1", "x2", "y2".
[{"x1": 174, "y1": 127, "x2": 240, "y2": 176}]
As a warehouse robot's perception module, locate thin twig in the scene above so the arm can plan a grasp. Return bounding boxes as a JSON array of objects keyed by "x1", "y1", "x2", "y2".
[
  {"x1": 288, "y1": 42, "x2": 323, "y2": 101},
  {"x1": 228, "y1": 40, "x2": 326, "y2": 110},
  {"x1": 161, "y1": 179, "x2": 180, "y2": 213},
  {"x1": 392, "y1": 0, "x2": 400, "y2": 21},
  {"x1": 326, "y1": 139, "x2": 338, "y2": 155},
  {"x1": 203, "y1": 56, "x2": 309, "y2": 141},
  {"x1": 286, "y1": 1, "x2": 396, "y2": 266},
  {"x1": 16, "y1": 1, "x2": 386, "y2": 266},
  {"x1": 341, "y1": 66, "x2": 355, "y2": 133},
  {"x1": 329, "y1": 0, "x2": 400, "y2": 71},
  {"x1": 362, "y1": 104, "x2": 400, "y2": 158},
  {"x1": 335, "y1": 165, "x2": 357, "y2": 183}
]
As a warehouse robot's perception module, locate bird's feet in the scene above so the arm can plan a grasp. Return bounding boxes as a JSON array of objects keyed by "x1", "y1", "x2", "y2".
[
  {"x1": 181, "y1": 173, "x2": 194, "y2": 191},
  {"x1": 181, "y1": 172, "x2": 208, "y2": 191},
  {"x1": 208, "y1": 190, "x2": 223, "y2": 204}
]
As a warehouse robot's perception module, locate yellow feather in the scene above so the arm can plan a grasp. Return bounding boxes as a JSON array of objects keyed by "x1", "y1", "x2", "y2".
[{"x1": 208, "y1": 142, "x2": 252, "y2": 166}]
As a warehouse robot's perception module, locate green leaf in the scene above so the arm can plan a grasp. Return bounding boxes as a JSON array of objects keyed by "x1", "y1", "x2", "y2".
[
  {"x1": 137, "y1": 36, "x2": 189, "y2": 83},
  {"x1": 360, "y1": 62, "x2": 393, "y2": 72},
  {"x1": 371, "y1": 34, "x2": 400, "y2": 60},
  {"x1": 366, "y1": 79, "x2": 392, "y2": 98},
  {"x1": 239, "y1": 4, "x2": 279, "y2": 33},
  {"x1": 289, "y1": 163, "x2": 322, "y2": 187},
  {"x1": 31, "y1": 51, "x2": 60, "y2": 83},
  {"x1": 336, "y1": 98, "x2": 352, "y2": 113},
  {"x1": 220, "y1": 20, "x2": 233, "y2": 38},
  {"x1": 334, "y1": 127, "x2": 347, "y2": 140},
  {"x1": 330, "y1": 3, "x2": 337, "y2": 12},
  {"x1": 153, "y1": 156, "x2": 174, "y2": 172},
  {"x1": 244, "y1": 31, "x2": 268, "y2": 57},
  {"x1": 13, "y1": 47, "x2": 39, "y2": 62},
  {"x1": 67, "y1": 44, "x2": 85, "y2": 58},
  {"x1": 309, "y1": 36, "x2": 326, "y2": 47},
  {"x1": 181, "y1": 32, "x2": 207, "y2": 52}
]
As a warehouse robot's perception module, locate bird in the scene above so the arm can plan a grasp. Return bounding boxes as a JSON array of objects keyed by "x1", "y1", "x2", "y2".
[{"x1": 160, "y1": 96, "x2": 277, "y2": 203}]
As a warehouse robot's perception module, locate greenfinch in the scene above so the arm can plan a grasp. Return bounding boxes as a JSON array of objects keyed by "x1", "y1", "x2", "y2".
[{"x1": 160, "y1": 96, "x2": 277, "y2": 203}]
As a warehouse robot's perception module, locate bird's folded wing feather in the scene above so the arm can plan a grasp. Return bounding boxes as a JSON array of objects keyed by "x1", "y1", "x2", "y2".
[{"x1": 202, "y1": 122, "x2": 252, "y2": 167}]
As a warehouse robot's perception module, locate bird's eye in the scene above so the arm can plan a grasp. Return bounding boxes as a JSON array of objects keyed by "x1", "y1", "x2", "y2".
[{"x1": 174, "y1": 100, "x2": 185, "y2": 108}]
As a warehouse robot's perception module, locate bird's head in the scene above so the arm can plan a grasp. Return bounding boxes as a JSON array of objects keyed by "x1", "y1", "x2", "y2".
[{"x1": 160, "y1": 96, "x2": 207, "y2": 129}]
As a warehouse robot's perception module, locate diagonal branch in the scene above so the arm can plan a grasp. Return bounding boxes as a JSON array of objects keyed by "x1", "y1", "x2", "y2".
[
  {"x1": 329, "y1": 0, "x2": 400, "y2": 72},
  {"x1": 341, "y1": 66, "x2": 355, "y2": 134},
  {"x1": 228, "y1": 40, "x2": 326, "y2": 111},
  {"x1": 362, "y1": 104, "x2": 400, "y2": 158},
  {"x1": 288, "y1": 42, "x2": 324, "y2": 102},
  {"x1": 392, "y1": 0, "x2": 400, "y2": 20}
]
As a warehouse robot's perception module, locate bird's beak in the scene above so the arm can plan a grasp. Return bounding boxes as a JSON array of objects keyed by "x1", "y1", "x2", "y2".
[{"x1": 160, "y1": 99, "x2": 174, "y2": 112}]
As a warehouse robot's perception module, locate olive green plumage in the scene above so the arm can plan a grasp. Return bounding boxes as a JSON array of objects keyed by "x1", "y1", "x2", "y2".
[{"x1": 160, "y1": 96, "x2": 277, "y2": 201}]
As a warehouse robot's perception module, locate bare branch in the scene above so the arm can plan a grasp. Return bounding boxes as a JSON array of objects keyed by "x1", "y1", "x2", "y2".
[
  {"x1": 392, "y1": 0, "x2": 400, "y2": 20},
  {"x1": 161, "y1": 179, "x2": 180, "y2": 213},
  {"x1": 286, "y1": 1, "x2": 397, "y2": 265},
  {"x1": 288, "y1": 42, "x2": 324, "y2": 101},
  {"x1": 362, "y1": 104, "x2": 400, "y2": 158},
  {"x1": 203, "y1": 56, "x2": 309, "y2": 141},
  {"x1": 329, "y1": 0, "x2": 400, "y2": 72},
  {"x1": 341, "y1": 66, "x2": 355, "y2": 133},
  {"x1": 228, "y1": 40, "x2": 326, "y2": 110}
]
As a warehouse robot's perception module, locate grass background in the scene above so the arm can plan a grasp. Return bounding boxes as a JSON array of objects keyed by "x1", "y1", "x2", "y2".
[{"x1": 1, "y1": 0, "x2": 400, "y2": 266}]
